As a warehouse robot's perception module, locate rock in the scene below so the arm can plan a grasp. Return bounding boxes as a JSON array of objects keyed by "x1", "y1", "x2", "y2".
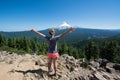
[
  {"x1": 106, "y1": 66, "x2": 115, "y2": 73},
  {"x1": 113, "y1": 63, "x2": 120, "y2": 71},
  {"x1": 66, "y1": 64, "x2": 75, "y2": 72},
  {"x1": 70, "y1": 66, "x2": 74, "y2": 72},
  {"x1": 89, "y1": 65, "x2": 96, "y2": 71},
  {"x1": 35, "y1": 59, "x2": 45, "y2": 66},
  {"x1": 102, "y1": 72, "x2": 113, "y2": 80},
  {"x1": 93, "y1": 72, "x2": 107, "y2": 80},
  {"x1": 88, "y1": 74, "x2": 96, "y2": 80},
  {"x1": 70, "y1": 75, "x2": 85, "y2": 80},
  {"x1": 89, "y1": 60, "x2": 100, "y2": 69},
  {"x1": 99, "y1": 59, "x2": 109, "y2": 68},
  {"x1": 102, "y1": 75, "x2": 110, "y2": 80},
  {"x1": 97, "y1": 67, "x2": 106, "y2": 72},
  {"x1": 66, "y1": 64, "x2": 70, "y2": 69},
  {"x1": 0, "y1": 51, "x2": 120, "y2": 80},
  {"x1": 80, "y1": 62, "x2": 88, "y2": 68}
]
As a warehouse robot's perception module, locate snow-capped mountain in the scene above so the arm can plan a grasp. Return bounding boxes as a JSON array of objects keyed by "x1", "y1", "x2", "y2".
[
  {"x1": 1, "y1": 21, "x2": 120, "y2": 43},
  {"x1": 55, "y1": 22, "x2": 72, "y2": 30}
]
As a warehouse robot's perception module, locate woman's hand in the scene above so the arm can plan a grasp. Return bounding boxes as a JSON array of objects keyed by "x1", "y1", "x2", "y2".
[
  {"x1": 30, "y1": 29, "x2": 35, "y2": 32},
  {"x1": 69, "y1": 27, "x2": 75, "y2": 32}
]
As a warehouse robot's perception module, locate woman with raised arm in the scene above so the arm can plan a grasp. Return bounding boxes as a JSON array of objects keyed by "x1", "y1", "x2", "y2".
[{"x1": 30, "y1": 27, "x2": 74, "y2": 76}]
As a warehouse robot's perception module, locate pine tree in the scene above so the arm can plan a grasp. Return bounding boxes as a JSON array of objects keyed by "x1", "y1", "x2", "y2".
[
  {"x1": 0, "y1": 34, "x2": 6, "y2": 46},
  {"x1": 61, "y1": 41, "x2": 68, "y2": 54},
  {"x1": 78, "y1": 49, "x2": 85, "y2": 58},
  {"x1": 84, "y1": 41, "x2": 100, "y2": 60},
  {"x1": 8, "y1": 38, "x2": 13, "y2": 48},
  {"x1": 71, "y1": 48, "x2": 79, "y2": 59},
  {"x1": 100, "y1": 41, "x2": 120, "y2": 62},
  {"x1": 15, "y1": 37, "x2": 21, "y2": 49}
]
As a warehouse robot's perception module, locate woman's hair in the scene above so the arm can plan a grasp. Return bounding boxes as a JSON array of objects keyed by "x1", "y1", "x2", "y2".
[
  {"x1": 49, "y1": 28, "x2": 55, "y2": 35},
  {"x1": 49, "y1": 31, "x2": 52, "y2": 35}
]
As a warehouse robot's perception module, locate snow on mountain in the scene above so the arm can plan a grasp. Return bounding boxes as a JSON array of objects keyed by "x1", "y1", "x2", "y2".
[{"x1": 55, "y1": 22, "x2": 72, "y2": 30}]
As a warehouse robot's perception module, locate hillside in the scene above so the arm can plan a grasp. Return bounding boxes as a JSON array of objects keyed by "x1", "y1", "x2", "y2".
[
  {"x1": 0, "y1": 51, "x2": 120, "y2": 80},
  {"x1": 0, "y1": 28, "x2": 120, "y2": 43}
]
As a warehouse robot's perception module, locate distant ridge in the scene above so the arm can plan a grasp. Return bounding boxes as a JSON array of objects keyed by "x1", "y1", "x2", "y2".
[{"x1": 0, "y1": 22, "x2": 120, "y2": 42}]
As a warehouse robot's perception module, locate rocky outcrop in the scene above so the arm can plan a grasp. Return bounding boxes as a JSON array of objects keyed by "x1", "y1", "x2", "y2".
[{"x1": 0, "y1": 51, "x2": 120, "y2": 80}]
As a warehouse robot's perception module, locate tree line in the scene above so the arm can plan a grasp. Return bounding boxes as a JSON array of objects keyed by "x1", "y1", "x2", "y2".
[{"x1": 0, "y1": 34, "x2": 120, "y2": 63}]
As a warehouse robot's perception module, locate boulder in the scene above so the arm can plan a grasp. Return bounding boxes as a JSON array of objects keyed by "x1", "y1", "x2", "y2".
[
  {"x1": 89, "y1": 60, "x2": 100, "y2": 69},
  {"x1": 99, "y1": 59, "x2": 109, "y2": 68},
  {"x1": 113, "y1": 63, "x2": 120, "y2": 71}
]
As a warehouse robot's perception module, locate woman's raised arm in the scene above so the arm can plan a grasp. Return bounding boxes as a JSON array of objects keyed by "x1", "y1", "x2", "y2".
[
  {"x1": 30, "y1": 29, "x2": 46, "y2": 38},
  {"x1": 57, "y1": 27, "x2": 74, "y2": 38}
]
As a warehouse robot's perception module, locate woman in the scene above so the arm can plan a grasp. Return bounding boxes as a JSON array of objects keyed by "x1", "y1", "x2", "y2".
[{"x1": 30, "y1": 27, "x2": 74, "y2": 76}]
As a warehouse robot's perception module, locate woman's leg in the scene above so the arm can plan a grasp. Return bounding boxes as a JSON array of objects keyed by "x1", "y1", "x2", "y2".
[
  {"x1": 48, "y1": 58, "x2": 52, "y2": 73},
  {"x1": 53, "y1": 58, "x2": 58, "y2": 75}
]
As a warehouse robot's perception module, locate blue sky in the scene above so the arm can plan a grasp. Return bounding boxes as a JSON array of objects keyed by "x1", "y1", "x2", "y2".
[{"x1": 0, "y1": 0, "x2": 120, "y2": 31}]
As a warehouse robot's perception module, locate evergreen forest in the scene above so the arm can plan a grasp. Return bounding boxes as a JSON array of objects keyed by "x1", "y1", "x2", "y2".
[{"x1": 0, "y1": 34, "x2": 120, "y2": 63}]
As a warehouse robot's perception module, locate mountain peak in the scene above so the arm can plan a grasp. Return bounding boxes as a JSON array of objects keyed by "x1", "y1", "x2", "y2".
[
  {"x1": 55, "y1": 22, "x2": 72, "y2": 30},
  {"x1": 60, "y1": 22, "x2": 71, "y2": 27}
]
